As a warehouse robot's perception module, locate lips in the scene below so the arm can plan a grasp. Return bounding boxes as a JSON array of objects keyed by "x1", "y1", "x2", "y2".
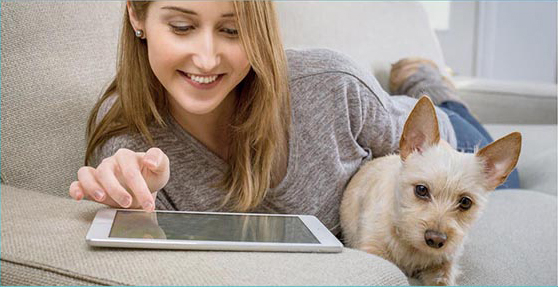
[{"x1": 179, "y1": 70, "x2": 224, "y2": 90}]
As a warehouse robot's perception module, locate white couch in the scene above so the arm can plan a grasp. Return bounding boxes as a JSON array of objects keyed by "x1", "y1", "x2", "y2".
[{"x1": 1, "y1": 2, "x2": 556, "y2": 285}]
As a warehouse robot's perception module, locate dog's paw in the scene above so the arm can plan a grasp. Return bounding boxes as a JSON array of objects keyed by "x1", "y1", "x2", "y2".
[
  {"x1": 427, "y1": 277, "x2": 456, "y2": 286},
  {"x1": 420, "y1": 266, "x2": 457, "y2": 286}
]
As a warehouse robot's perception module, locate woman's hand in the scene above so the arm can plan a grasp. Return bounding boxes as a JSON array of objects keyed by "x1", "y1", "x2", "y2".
[{"x1": 68, "y1": 147, "x2": 170, "y2": 212}]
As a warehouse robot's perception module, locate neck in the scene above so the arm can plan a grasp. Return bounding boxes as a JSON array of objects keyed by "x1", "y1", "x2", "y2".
[{"x1": 169, "y1": 91, "x2": 237, "y2": 160}]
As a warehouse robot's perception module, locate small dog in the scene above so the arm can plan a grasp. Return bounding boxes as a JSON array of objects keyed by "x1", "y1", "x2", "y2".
[{"x1": 340, "y1": 96, "x2": 521, "y2": 286}]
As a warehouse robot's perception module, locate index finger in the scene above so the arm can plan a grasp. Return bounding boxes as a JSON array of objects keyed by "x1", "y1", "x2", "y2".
[{"x1": 114, "y1": 149, "x2": 155, "y2": 212}]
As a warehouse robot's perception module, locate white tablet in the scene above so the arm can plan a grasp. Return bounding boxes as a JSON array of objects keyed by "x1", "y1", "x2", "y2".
[{"x1": 86, "y1": 209, "x2": 343, "y2": 253}]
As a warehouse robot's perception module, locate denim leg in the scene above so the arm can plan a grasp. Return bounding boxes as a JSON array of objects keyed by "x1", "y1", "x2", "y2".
[
  {"x1": 439, "y1": 104, "x2": 520, "y2": 189},
  {"x1": 439, "y1": 101, "x2": 494, "y2": 141}
]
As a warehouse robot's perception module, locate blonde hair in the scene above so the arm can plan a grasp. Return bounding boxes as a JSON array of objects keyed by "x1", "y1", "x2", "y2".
[{"x1": 85, "y1": 1, "x2": 290, "y2": 212}]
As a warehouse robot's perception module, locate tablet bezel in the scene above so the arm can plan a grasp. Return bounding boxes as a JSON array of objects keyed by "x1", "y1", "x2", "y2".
[{"x1": 86, "y1": 209, "x2": 343, "y2": 253}]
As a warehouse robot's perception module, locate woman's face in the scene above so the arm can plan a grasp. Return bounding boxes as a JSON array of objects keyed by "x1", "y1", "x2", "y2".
[{"x1": 129, "y1": 1, "x2": 251, "y2": 116}]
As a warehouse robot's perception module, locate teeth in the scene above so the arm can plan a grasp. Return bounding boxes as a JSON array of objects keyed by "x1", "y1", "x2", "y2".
[{"x1": 186, "y1": 73, "x2": 218, "y2": 84}]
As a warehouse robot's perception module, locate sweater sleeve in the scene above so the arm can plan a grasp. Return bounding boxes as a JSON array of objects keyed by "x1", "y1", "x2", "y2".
[
  {"x1": 285, "y1": 48, "x2": 457, "y2": 159},
  {"x1": 351, "y1": 84, "x2": 457, "y2": 158},
  {"x1": 319, "y1": 53, "x2": 457, "y2": 158},
  {"x1": 89, "y1": 95, "x2": 148, "y2": 168}
]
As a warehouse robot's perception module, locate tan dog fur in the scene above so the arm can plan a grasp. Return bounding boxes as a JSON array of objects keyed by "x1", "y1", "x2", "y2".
[{"x1": 340, "y1": 96, "x2": 521, "y2": 285}]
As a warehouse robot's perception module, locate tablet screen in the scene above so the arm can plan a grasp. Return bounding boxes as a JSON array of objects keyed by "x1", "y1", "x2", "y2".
[{"x1": 109, "y1": 210, "x2": 320, "y2": 244}]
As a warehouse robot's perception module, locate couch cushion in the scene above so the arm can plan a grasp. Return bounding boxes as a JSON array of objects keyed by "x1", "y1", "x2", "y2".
[
  {"x1": 485, "y1": 124, "x2": 557, "y2": 196},
  {"x1": 1, "y1": 260, "x2": 111, "y2": 286},
  {"x1": 459, "y1": 189, "x2": 557, "y2": 286},
  {"x1": 0, "y1": 185, "x2": 409, "y2": 286},
  {"x1": 3, "y1": 185, "x2": 555, "y2": 286},
  {"x1": 0, "y1": 2, "x2": 122, "y2": 196},
  {"x1": 276, "y1": 2, "x2": 447, "y2": 92},
  {"x1": 407, "y1": 189, "x2": 556, "y2": 286}
]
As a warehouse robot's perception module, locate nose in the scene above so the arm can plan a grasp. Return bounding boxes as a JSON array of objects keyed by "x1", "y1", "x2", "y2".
[
  {"x1": 192, "y1": 31, "x2": 221, "y2": 72},
  {"x1": 424, "y1": 229, "x2": 447, "y2": 249}
]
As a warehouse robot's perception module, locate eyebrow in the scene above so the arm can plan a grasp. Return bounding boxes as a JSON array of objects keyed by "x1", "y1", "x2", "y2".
[{"x1": 161, "y1": 6, "x2": 235, "y2": 18}]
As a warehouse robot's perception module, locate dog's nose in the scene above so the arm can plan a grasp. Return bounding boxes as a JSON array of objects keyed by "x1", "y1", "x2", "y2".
[{"x1": 424, "y1": 230, "x2": 447, "y2": 249}]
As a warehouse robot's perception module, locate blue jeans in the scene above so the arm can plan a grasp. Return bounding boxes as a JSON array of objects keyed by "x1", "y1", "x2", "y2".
[{"x1": 439, "y1": 101, "x2": 520, "y2": 190}]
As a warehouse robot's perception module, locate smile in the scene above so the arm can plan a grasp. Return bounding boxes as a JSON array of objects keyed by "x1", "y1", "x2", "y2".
[
  {"x1": 179, "y1": 71, "x2": 224, "y2": 90},
  {"x1": 187, "y1": 73, "x2": 218, "y2": 84}
]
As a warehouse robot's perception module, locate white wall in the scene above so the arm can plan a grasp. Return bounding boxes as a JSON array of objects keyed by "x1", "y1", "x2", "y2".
[
  {"x1": 476, "y1": 1, "x2": 557, "y2": 83},
  {"x1": 435, "y1": 2, "x2": 477, "y2": 77},
  {"x1": 433, "y1": 1, "x2": 557, "y2": 83}
]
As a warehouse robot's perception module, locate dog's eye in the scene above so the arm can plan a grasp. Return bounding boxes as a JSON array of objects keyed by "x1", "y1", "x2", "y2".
[
  {"x1": 458, "y1": 197, "x2": 473, "y2": 210},
  {"x1": 414, "y1": 185, "x2": 430, "y2": 199}
]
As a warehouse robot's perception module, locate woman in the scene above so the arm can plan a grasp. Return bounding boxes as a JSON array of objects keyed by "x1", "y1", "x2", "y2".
[{"x1": 68, "y1": 1, "x2": 518, "y2": 236}]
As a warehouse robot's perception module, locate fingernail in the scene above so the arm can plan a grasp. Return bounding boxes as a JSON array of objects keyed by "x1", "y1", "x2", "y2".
[
  {"x1": 142, "y1": 201, "x2": 153, "y2": 212},
  {"x1": 94, "y1": 190, "x2": 104, "y2": 201},
  {"x1": 121, "y1": 196, "x2": 132, "y2": 207},
  {"x1": 76, "y1": 190, "x2": 83, "y2": 201}
]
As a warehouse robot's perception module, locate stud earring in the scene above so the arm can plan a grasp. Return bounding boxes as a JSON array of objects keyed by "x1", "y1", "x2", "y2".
[{"x1": 135, "y1": 29, "x2": 144, "y2": 38}]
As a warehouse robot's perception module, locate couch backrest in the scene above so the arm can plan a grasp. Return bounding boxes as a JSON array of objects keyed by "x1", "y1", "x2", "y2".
[
  {"x1": 1, "y1": 1, "x2": 445, "y2": 197},
  {"x1": 1, "y1": 2, "x2": 123, "y2": 196},
  {"x1": 276, "y1": 2, "x2": 447, "y2": 90}
]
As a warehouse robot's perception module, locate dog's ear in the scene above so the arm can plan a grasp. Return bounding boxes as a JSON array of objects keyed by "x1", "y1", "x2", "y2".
[
  {"x1": 476, "y1": 132, "x2": 522, "y2": 190},
  {"x1": 400, "y1": 96, "x2": 440, "y2": 161}
]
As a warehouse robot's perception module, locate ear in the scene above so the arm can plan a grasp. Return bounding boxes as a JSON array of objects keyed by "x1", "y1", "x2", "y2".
[
  {"x1": 127, "y1": 1, "x2": 143, "y2": 32},
  {"x1": 400, "y1": 96, "x2": 441, "y2": 161},
  {"x1": 476, "y1": 132, "x2": 522, "y2": 190}
]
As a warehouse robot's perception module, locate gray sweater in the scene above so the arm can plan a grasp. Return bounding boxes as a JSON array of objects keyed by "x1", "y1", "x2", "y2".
[{"x1": 93, "y1": 49, "x2": 456, "y2": 235}]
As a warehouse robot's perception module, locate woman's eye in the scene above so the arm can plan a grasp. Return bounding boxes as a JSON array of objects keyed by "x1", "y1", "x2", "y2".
[
  {"x1": 414, "y1": 185, "x2": 430, "y2": 199},
  {"x1": 171, "y1": 25, "x2": 194, "y2": 33},
  {"x1": 458, "y1": 197, "x2": 473, "y2": 210},
  {"x1": 221, "y1": 28, "x2": 239, "y2": 36}
]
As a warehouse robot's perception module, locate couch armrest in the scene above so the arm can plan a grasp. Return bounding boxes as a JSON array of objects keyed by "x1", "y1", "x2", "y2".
[
  {"x1": 0, "y1": 184, "x2": 408, "y2": 286},
  {"x1": 453, "y1": 77, "x2": 557, "y2": 125}
]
